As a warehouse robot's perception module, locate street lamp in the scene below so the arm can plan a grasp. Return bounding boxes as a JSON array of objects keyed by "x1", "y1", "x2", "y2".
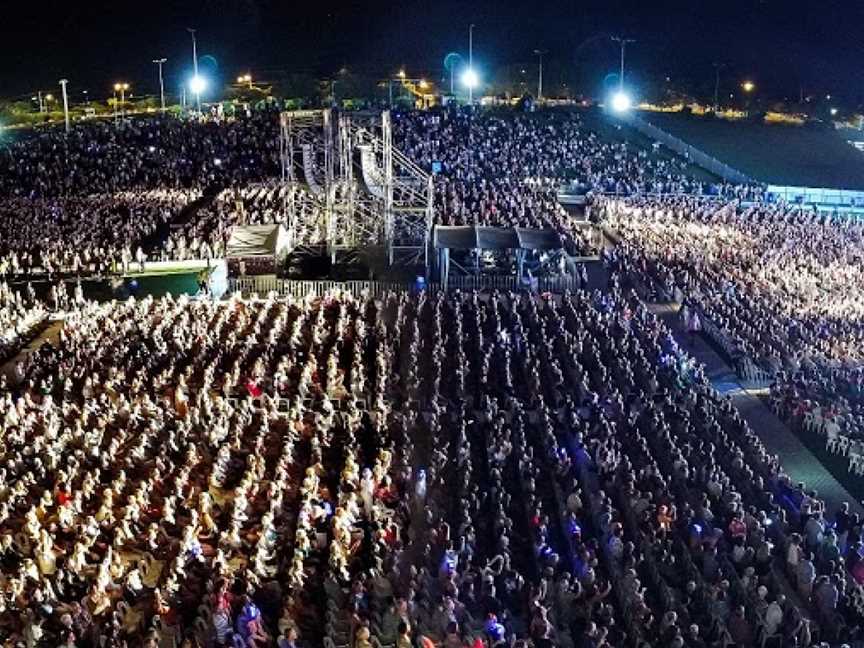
[
  {"x1": 189, "y1": 75, "x2": 207, "y2": 99},
  {"x1": 742, "y1": 81, "x2": 755, "y2": 93},
  {"x1": 712, "y1": 63, "x2": 726, "y2": 113},
  {"x1": 113, "y1": 83, "x2": 129, "y2": 120},
  {"x1": 237, "y1": 74, "x2": 253, "y2": 89},
  {"x1": 831, "y1": 107, "x2": 839, "y2": 116},
  {"x1": 188, "y1": 27, "x2": 200, "y2": 110},
  {"x1": 611, "y1": 91, "x2": 632, "y2": 113},
  {"x1": 461, "y1": 68, "x2": 479, "y2": 92},
  {"x1": 468, "y1": 23, "x2": 475, "y2": 103},
  {"x1": 153, "y1": 58, "x2": 167, "y2": 112},
  {"x1": 419, "y1": 79, "x2": 429, "y2": 90},
  {"x1": 611, "y1": 36, "x2": 636, "y2": 94},
  {"x1": 59, "y1": 79, "x2": 70, "y2": 133},
  {"x1": 534, "y1": 49, "x2": 546, "y2": 101}
]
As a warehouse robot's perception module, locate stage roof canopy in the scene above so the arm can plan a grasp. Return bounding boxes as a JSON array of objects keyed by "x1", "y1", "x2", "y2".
[
  {"x1": 226, "y1": 224, "x2": 290, "y2": 258},
  {"x1": 433, "y1": 225, "x2": 562, "y2": 251}
]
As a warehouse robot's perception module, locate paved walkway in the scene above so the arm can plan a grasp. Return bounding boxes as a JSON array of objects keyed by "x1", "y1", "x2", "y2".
[
  {"x1": 1, "y1": 319, "x2": 63, "y2": 384},
  {"x1": 651, "y1": 303, "x2": 863, "y2": 517}
]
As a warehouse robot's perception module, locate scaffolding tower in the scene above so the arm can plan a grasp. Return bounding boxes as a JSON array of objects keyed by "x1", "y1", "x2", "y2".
[{"x1": 280, "y1": 108, "x2": 433, "y2": 269}]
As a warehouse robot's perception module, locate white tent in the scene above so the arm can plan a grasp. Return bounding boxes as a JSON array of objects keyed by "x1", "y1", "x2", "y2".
[{"x1": 225, "y1": 224, "x2": 290, "y2": 259}]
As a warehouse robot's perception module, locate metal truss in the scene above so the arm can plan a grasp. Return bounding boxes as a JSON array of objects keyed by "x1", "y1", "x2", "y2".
[{"x1": 280, "y1": 108, "x2": 434, "y2": 270}]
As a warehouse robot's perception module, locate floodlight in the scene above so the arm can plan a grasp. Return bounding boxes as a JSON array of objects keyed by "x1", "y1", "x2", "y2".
[
  {"x1": 611, "y1": 91, "x2": 632, "y2": 113},
  {"x1": 189, "y1": 75, "x2": 207, "y2": 95},
  {"x1": 461, "y1": 68, "x2": 479, "y2": 90}
]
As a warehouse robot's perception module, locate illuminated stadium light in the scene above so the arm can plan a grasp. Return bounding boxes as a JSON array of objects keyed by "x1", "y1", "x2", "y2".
[
  {"x1": 461, "y1": 68, "x2": 479, "y2": 90},
  {"x1": 611, "y1": 91, "x2": 632, "y2": 113},
  {"x1": 189, "y1": 75, "x2": 207, "y2": 95}
]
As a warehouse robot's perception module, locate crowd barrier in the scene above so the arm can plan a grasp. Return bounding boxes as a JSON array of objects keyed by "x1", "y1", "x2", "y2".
[
  {"x1": 228, "y1": 273, "x2": 588, "y2": 299},
  {"x1": 693, "y1": 308, "x2": 774, "y2": 388},
  {"x1": 766, "y1": 184, "x2": 864, "y2": 214},
  {"x1": 621, "y1": 113, "x2": 754, "y2": 184}
]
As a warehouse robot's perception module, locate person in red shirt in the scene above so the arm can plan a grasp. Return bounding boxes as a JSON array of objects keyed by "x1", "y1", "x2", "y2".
[
  {"x1": 728, "y1": 513, "x2": 747, "y2": 540},
  {"x1": 56, "y1": 483, "x2": 72, "y2": 506}
]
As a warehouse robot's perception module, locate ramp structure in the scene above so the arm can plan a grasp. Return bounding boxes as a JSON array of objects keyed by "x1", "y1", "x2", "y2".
[{"x1": 280, "y1": 109, "x2": 434, "y2": 268}]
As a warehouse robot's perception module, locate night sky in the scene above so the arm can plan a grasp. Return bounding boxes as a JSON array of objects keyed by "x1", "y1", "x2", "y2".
[{"x1": 2, "y1": 0, "x2": 862, "y2": 103}]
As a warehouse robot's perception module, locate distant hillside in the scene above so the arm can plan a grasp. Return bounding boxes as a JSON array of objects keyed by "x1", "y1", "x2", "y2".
[{"x1": 642, "y1": 111, "x2": 864, "y2": 190}]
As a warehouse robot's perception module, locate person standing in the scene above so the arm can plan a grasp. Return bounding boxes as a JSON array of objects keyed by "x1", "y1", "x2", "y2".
[{"x1": 687, "y1": 309, "x2": 701, "y2": 345}]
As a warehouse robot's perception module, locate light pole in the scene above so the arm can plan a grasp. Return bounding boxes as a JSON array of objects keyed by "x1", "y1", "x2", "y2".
[
  {"x1": 114, "y1": 83, "x2": 129, "y2": 119},
  {"x1": 712, "y1": 63, "x2": 725, "y2": 113},
  {"x1": 534, "y1": 49, "x2": 545, "y2": 101},
  {"x1": 468, "y1": 23, "x2": 475, "y2": 104},
  {"x1": 37, "y1": 91, "x2": 44, "y2": 113},
  {"x1": 741, "y1": 81, "x2": 755, "y2": 116},
  {"x1": 188, "y1": 28, "x2": 200, "y2": 110},
  {"x1": 153, "y1": 58, "x2": 167, "y2": 112},
  {"x1": 611, "y1": 36, "x2": 635, "y2": 93},
  {"x1": 59, "y1": 79, "x2": 70, "y2": 133}
]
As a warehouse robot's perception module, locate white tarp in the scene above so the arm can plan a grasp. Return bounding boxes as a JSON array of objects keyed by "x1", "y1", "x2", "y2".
[{"x1": 225, "y1": 224, "x2": 290, "y2": 258}]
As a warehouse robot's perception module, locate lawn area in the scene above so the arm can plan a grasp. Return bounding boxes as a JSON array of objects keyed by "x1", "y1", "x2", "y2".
[{"x1": 642, "y1": 111, "x2": 864, "y2": 190}]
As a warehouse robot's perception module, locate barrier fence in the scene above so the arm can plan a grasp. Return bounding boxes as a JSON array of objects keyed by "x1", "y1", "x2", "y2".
[
  {"x1": 622, "y1": 113, "x2": 754, "y2": 184},
  {"x1": 228, "y1": 273, "x2": 587, "y2": 299}
]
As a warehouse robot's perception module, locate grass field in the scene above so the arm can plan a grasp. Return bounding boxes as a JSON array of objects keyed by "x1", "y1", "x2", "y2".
[{"x1": 641, "y1": 111, "x2": 864, "y2": 190}]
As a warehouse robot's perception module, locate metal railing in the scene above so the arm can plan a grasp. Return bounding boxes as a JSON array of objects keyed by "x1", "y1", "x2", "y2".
[
  {"x1": 622, "y1": 113, "x2": 754, "y2": 184},
  {"x1": 228, "y1": 277, "x2": 408, "y2": 299},
  {"x1": 693, "y1": 308, "x2": 774, "y2": 387},
  {"x1": 439, "y1": 274, "x2": 584, "y2": 293},
  {"x1": 228, "y1": 273, "x2": 587, "y2": 299}
]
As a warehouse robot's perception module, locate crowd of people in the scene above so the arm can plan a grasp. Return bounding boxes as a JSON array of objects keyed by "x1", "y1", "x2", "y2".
[
  {"x1": 0, "y1": 281, "x2": 859, "y2": 647},
  {"x1": 0, "y1": 190, "x2": 198, "y2": 279},
  {"x1": 0, "y1": 113, "x2": 281, "y2": 199},
  {"x1": 600, "y1": 196, "x2": 864, "y2": 445},
  {"x1": 0, "y1": 105, "x2": 748, "y2": 282},
  {"x1": 0, "y1": 282, "x2": 46, "y2": 365},
  {"x1": 6, "y1": 101, "x2": 864, "y2": 648}
]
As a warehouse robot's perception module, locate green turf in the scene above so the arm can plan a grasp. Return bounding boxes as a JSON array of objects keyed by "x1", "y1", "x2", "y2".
[
  {"x1": 69, "y1": 272, "x2": 202, "y2": 302},
  {"x1": 641, "y1": 111, "x2": 864, "y2": 190}
]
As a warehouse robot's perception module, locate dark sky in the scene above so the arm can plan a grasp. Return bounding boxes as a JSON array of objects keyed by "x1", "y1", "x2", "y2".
[{"x1": 3, "y1": 0, "x2": 863, "y2": 103}]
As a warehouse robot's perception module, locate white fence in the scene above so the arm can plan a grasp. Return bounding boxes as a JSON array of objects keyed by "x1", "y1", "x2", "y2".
[
  {"x1": 697, "y1": 310, "x2": 774, "y2": 387},
  {"x1": 228, "y1": 273, "x2": 586, "y2": 299},
  {"x1": 766, "y1": 185, "x2": 864, "y2": 213},
  {"x1": 228, "y1": 277, "x2": 408, "y2": 299}
]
